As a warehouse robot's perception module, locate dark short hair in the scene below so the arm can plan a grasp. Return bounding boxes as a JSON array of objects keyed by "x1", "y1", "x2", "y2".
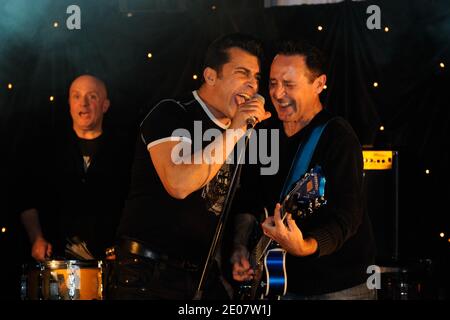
[
  {"x1": 276, "y1": 40, "x2": 327, "y2": 82},
  {"x1": 202, "y1": 33, "x2": 263, "y2": 82}
]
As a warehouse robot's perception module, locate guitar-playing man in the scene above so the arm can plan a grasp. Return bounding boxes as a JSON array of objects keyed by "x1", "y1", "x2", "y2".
[{"x1": 231, "y1": 40, "x2": 377, "y2": 300}]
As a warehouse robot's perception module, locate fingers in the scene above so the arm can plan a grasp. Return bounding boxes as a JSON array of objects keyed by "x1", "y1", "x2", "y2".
[
  {"x1": 232, "y1": 257, "x2": 254, "y2": 281},
  {"x1": 240, "y1": 98, "x2": 270, "y2": 124},
  {"x1": 32, "y1": 247, "x2": 46, "y2": 262},
  {"x1": 46, "y1": 243, "x2": 53, "y2": 259},
  {"x1": 262, "y1": 216, "x2": 274, "y2": 226},
  {"x1": 286, "y1": 213, "x2": 299, "y2": 232},
  {"x1": 240, "y1": 256, "x2": 251, "y2": 270},
  {"x1": 32, "y1": 239, "x2": 52, "y2": 261},
  {"x1": 261, "y1": 216, "x2": 274, "y2": 235},
  {"x1": 273, "y1": 203, "x2": 283, "y2": 226},
  {"x1": 261, "y1": 111, "x2": 271, "y2": 121}
]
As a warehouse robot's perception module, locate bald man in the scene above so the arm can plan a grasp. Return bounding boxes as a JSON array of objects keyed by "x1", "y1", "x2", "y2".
[
  {"x1": 20, "y1": 75, "x2": 130, "y2": 263},
  {"x1": 69, "y1": 75, "x2": 110, "y2": 139}
]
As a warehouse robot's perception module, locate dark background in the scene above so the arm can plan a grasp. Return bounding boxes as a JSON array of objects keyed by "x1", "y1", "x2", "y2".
[{"x1": 0, "y1": 0, "x2": 449, "y2": 299}]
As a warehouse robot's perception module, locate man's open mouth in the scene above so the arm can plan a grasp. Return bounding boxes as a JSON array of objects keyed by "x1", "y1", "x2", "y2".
[{"x1": 235, "y1": 93, "x2": 252, "y2": 106}]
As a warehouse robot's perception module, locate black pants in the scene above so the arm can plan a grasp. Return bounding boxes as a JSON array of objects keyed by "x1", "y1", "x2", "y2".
[{"x1": 107, "y1": 247, "x2": 229, "y2": 300}]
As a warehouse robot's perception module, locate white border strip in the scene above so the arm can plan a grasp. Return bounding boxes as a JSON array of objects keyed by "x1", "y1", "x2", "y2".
[
  {"x1": 146, "y1": 136, "x2": 192, "y2": 150},
  {"x1": 192, "y1": 90, "x2": 230, "y2": 129}
]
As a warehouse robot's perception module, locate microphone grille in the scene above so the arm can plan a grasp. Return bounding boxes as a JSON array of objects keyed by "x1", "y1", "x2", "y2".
[{"x1": 253, "y1": 93, "x2": 265, "y2": 104}]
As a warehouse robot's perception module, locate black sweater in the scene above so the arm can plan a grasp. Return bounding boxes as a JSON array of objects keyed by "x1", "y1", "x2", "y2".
[{"x1": 234, "y1": 109, "x2": 375, "y2": 295}]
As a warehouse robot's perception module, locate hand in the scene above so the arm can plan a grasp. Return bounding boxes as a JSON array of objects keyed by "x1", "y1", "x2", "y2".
[
  {"x1": 230, "y1": 96, "x2": 271, "y2": 130},
  {"x1": 231, "y1": 245, "x2": 254, "y2": 282},
  {"x1": 31, "y1": 236, "x2": 52, "y2": 262},
  {"x1": 261, "y1": 203, "x2": 318, "y2": 257}
]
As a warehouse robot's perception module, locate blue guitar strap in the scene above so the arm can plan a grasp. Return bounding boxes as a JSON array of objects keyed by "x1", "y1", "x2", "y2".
[{"x1": 279, "y1": 119, "x2": 332, "y2": 201}]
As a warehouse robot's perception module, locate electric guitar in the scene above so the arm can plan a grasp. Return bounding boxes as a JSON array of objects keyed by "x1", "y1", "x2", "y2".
[{"x1": 238, "y1": 165, "x2": 327, "y2": 300}]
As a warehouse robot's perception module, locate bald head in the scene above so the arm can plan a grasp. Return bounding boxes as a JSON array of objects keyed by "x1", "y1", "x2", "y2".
[
  {"x1": 70, "y1": 75, "x2": 108, "y2": 99},
  {"x1": 69, "y1": 74, "x2": 110, "y2": 139}
]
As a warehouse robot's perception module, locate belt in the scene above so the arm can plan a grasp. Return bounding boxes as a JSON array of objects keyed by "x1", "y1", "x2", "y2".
[{"x1": 118, "y1": 238, "x2": 200, "y2": 271}]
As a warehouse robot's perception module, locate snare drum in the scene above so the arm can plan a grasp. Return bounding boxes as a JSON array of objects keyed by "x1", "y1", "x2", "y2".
[{"x1": 22, "y1": 260, "x2": 104, "y2": 300}]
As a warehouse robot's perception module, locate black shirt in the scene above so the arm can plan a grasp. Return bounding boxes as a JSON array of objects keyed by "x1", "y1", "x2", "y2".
[
  {"x1": 117, "y1": 91, "x2": 236, "y2": 261},
  {"x1": 77, "y1": 135, "x2": 101, "y2": 172},
  {"x1": 21, "y1": 128, "x2": 132, "y2": 259},
  {"x1": 234, "y1": 109, "x2": 376, "y2": 295}
]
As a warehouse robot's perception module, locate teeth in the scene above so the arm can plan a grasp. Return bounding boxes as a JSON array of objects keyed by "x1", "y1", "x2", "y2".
[{"x1": 238, "y1": 93, "x2": 251, "y2": 101}]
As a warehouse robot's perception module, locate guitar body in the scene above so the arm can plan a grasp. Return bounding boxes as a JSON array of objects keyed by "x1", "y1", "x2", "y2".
[
  {"x1": 264, "y1": 248, "x2": 287, "y2": 298},
  {"x1": 237, "y1": 166, "x2": 326, "y2": 300}
]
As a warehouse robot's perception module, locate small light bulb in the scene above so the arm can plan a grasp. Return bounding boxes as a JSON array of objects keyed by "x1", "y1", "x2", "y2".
[
  {"x1": 425, "y1": 169, "x2": 430, "y2": 175},
  {"x1": 317, "y1": 26, "x2": 323, "y2": 31},
  {"x1": 440, "y1": 62, "x2": 445, "y2": 68},
  {"x1": 49, "y1": 96, "x2": 55, "y2": 102},
  {"x1": 323, "y1": 85, "x2": 327, "y2": 89},
  {"x1": 373, "y1": 82, "x2": 379, "y2": 88},
  {"x1": 53, "y1": 22, "x2": 59, "y2": 28},
  {"x1": 384, "y1": 27, "x2": 389, "y2": 32},
  {"x1": 7, "y1": 83, "x2": 13, "y2": 90},
  {"x1": 211, "y1": 5, "x2": 217, "y2": 10},
  {"x1": 147, "y1": 53, "x2": 152, "y2": 59},
  {"x1": 1, "y1": 227, "x2": 6, "y2": 233},
  {"x1": 127, "y1": 12, "x2": 133, "y2": 18},
  {"x1": 193, "y1": 74, "x2": 198, "y2": 80},
  {"x1": 379, "y1": 126, "x2": 384, "y2": 131},
  {"x1": 440, "y1": 232, "x2": 445, "y2": 238}
]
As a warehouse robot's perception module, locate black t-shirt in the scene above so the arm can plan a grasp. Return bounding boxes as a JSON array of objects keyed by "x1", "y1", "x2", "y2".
[
  {"x1": 117, "y1": 91, "x2": 236, "y2": 261},
  {"x1": 19, "y1": 128, "x2": 132, "y2": 259},
  {"x1": 54, "y1": 130, "x2": 131, "y2": 258},
  {"x1": 77, "y1": 136, "x2": 101, "y2": 172},
  {"x1": 233, "y1": 109, "x2": 376, "y2": 295}
]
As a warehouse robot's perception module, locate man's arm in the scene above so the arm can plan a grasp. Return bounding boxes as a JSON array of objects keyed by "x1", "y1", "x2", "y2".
[
  {"x1": 261, "y1": 204, "x2": 318, "y2": 257},
  {"x1": 20, "y1": 208, "x2": 52, "y2": 261},
  {"x1": 149, "y1": 98, "x2": 270, "y2": 199},
  {"x1": 231, "y1": 213, "x2": 257, "y2": 281},
  {"x1": 149, "y1": 131, "x2": 243, "y2": 199}
]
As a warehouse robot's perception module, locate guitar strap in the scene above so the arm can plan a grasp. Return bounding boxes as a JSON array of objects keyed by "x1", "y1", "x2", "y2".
[{"x1": 279, "y1": 118, "x2": 334, "y2": 201}]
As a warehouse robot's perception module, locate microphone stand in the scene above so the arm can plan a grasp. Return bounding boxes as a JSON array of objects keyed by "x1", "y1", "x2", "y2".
[{"x1": 194, "y1": 123, "x2": 255, "y2": 300}]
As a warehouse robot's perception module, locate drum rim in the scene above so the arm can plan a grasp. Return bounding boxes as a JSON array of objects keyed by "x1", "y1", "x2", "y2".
[{"x1": 39, "y1": 259, "x2": 102, "y2": 269}]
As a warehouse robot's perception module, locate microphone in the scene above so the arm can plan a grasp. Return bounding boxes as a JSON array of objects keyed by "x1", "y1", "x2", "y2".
[{"x1": 246, "y1": 94, "x2": 265, "y2": 129}]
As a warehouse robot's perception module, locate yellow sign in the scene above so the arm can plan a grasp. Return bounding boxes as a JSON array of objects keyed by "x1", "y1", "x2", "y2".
[{"x1": 363, "y1": 151, "x2": 394, "y2": 170}]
